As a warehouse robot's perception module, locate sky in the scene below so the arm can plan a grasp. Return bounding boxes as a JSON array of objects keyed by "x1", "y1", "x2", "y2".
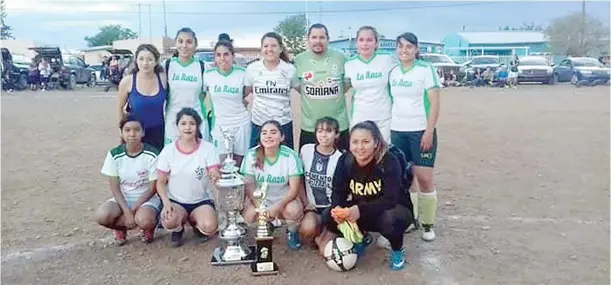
[{"x1": 5, "y1": 0, "x2": 611, "y2": 50}]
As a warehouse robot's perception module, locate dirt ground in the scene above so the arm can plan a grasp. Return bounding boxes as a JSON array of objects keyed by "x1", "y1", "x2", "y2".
[{"x1": 1, "y1": 84, "x2": 609, "y2": 285}]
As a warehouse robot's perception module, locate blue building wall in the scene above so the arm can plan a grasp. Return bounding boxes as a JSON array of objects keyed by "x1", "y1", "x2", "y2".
[
  {"x1": 329, "y1": 39, "x2": 443, "y2": 57},
  {"x1": 442, "y1": 33, "x2": 550, "y2": 57}
]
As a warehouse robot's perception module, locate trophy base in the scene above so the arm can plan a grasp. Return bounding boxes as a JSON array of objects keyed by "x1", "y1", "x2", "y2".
[
  {"x1": 251, "y1": 261, "x2": 279, "y2": 276},
  {"x1": 210, "y1": 246, "x2": 256, "y2": 266}
]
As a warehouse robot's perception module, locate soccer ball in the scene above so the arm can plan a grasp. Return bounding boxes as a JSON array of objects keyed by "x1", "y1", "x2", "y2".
[{"x1": 323, "y1": 237, "x2": 358, "y2": 272}]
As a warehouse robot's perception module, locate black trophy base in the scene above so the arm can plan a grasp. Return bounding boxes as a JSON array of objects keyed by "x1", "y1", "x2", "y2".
[
  {"x1": 251, "y1": 261, "x2": 279, "y2": 276},
  {"x1": 210, "y1": 246, "x2": 257, "y2": 266}
]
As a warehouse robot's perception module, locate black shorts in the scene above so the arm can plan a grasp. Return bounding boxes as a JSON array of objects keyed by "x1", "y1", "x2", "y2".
[
  {"x1": 300, "y1": 129, "x2": 349, "y2": 151},
  {"x1": 391, "y1": 129, "x2": 438, "y2": 167},
  {"x1": 170, "y1": 199, "x2": 215, "y2": 215}
]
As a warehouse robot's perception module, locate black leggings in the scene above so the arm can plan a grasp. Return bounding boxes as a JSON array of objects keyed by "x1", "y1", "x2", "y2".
[{"x1": 325, "y1": 205, "x2": 411, "y2": 251}]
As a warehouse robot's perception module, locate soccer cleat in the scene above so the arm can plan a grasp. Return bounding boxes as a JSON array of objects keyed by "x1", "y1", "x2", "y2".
[
  {"x1": 376, "y1": 235, "x2": 391, "y2": 250},
  {"x1": 421, "y1": 224, "x2": 436, "y2": 242},
  {"x1": 115, "y1": 230, "x2": 127, "y2": 246},
  {"x1": 171, "y1": 228, "x2": 185, "y2": 247},
  {"x1": 406, "y1": 218, "x2": 420, "y2": 233},
  {"x1": 141, "y1": 229, "x2": 154, "y2": 243},
  {"x1": 354, "y1": 233, "x2": 374, "y2": 257},
  {"x1": 286, "y1": 229, "x2": 301, "y2": 250},
  {"x1": 391, "y1": 249, "x2": 406, "y2": 270}
]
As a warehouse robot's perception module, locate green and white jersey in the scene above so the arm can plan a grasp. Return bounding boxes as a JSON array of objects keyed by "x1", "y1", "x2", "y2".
[
  {"x1": 240, "y1": 145, "x2": 304, "y2": 206},
  {"x1": 345, "y1": 52, "x2": 396, "y2": 123},
  {"x1": 101, "y1": 143, "x2": 159, "y2": 200},
  {"x1": 245, "y1": 59, "x2": 299, "y2": 126},
  {"x1": 389, "y1": 60, "x2": 441, "y2": 132},
  {"x1": 294, "y1": 50, "x2": 348, "y2": 132},
  {"x1": 203, "y1": 66, "x2": 249, "y2": 129},
  {"x1": 165, "y1": 57, "x2": 207, "y2": 144}
]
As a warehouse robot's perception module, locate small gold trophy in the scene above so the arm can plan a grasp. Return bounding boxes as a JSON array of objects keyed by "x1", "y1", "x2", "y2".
[{"x1": 250, "y1": 181, "x2": 279, "y2": 276}]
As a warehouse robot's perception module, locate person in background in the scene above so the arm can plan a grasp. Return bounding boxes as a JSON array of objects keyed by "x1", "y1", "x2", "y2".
[
  {"x1": 508, "y1": 54, "x2": 519, "y2": 88},
  {"x1": 495, "y1": 64, "x2": 509, "y2": 88},
  {"x1": 164, "y1": 27, "x2": 209, "y2": 146},
  {"x1": 294, "y1": 23, "x2": 351, "y2": 150},
  {"x1": 482, "y1": 66, "x2": 494, "y2": 86},
  {"x1": 389, "y1": 32, "x2": 441, "y2": 242},
  {"x1": 469, "y1": 68, "x2": 484, "y2": 87},
  {"x1": 94, "y1": 115, "x2": 161, "y2": 246},
  {"x1": 38, "y1": 58, "x2": 52, "y2": 91},
  {"x1": 445, "y1": 69, "x2": 458, "y2": 87},
  {"x1": 156, "y1": 108, "x2": 221, "y2": 247},
  {"x1": 117, "y1": 44, "x2": 167, "y2": 151},
  {"x1": 344, "y1": 26, "x2": 397, "y2": 143},
  {"x1": 245, "y1": 32, "x2": 298, "y2": 149},
  {"x1": 28, "y1": 61, "x2": 39, "y2": 91}
]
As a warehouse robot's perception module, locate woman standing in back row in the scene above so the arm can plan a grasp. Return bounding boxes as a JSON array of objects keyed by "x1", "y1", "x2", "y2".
[
  {"x1": 164, "y1": 28, "x2": 209, "y2": 146},
  {"x1": 389, "y1": 32, "x2": 441, "y2": 242},
  {"x1": 344, "y1": 26, "x2": 397, "y2": 143},
  {"x1": 117, "y1": 44, "x2": 167, "y2": 151},
  {"x1": 245, "y1": 32, "x2": 299, "y2": 149}
]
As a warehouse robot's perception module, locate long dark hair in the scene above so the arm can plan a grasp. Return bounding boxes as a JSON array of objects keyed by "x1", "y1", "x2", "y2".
[
  {"x1": 131, "y1": 44, "x2": 163, "y2": 74},
  {"x1": 348, "y1": 120, "x2": 388, "y2": 165},
  {"x1": 396, "y1": 32, "x2": 421, "y2": 60},
  {"x1": 254, "y1": 120, "x2": 284, "y2": 170},
  {"x1": 261, "y1": 32, "x2": 290, "y2": 63},
  {"x1": 175, "y1": 107, "x2": 203, "y2": 139},
  {"x1": 172, "y1": 27, "x2": 198, "y2": 57}
]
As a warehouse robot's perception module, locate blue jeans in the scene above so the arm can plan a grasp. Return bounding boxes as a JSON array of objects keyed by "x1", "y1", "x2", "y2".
[{"x1": 250, "y1": 122, "x2": 294, "y2": 149}]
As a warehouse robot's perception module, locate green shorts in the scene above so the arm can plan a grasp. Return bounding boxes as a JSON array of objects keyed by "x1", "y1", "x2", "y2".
[{"x1": 390, "y1": 129, "x2": 437, "y2": 168}]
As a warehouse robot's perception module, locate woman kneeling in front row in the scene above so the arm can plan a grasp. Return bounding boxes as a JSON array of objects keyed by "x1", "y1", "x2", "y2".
[{"x1": 325, "y1": 120, "x2": 412, "y2": 271}]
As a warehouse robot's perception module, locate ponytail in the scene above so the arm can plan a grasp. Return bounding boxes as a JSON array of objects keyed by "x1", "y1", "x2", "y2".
[{"x1": 279, "y1": 48, "x2": 290, "y2": 63}]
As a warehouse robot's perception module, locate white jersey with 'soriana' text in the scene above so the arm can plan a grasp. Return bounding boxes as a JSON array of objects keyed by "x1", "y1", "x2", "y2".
[
  {"x1": 204, "y1": 66, "x2": 249, "y2": 129},
  {"x1": 245, "y1": 59, "x2": 299, "y2": 126},
  {"x1": 101, "y1": 143, "x2": 160, "y2": 200},
  {"x1": 389, "y1": 60, "x2": 441, "y2": 132},
  {"x1": 344, "y1": 52, "x2": 396, "y2": 124},
  {"x1": 240, "y1": 145, "x2": 304, "y2": 206}
]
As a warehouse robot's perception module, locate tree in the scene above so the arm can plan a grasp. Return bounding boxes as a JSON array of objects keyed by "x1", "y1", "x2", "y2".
[
  {"x1": 499, "y1": 22, "x2": 544, "y2": 31},
  {"x1": 545, "y1": 13, "x2": 609, "y2": 56},
  {"x1": 84, "y1": 25, "x2": 137, "y2": 47},
  {"x1": 274, "y1": 14, "x2": 307, "y2": 55},
  {"x1": 0, "y1": 0, "x2": 14, "y2": 40}
]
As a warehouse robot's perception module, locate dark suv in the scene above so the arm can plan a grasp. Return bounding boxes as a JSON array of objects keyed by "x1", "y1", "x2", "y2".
[{"x1": 30, "y1": 47, "x2": 96, "y2": 89}]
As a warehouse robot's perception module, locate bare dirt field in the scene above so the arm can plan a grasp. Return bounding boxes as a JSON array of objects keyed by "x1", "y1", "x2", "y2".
[{"x1": 1, "y1": 84, "x2": 609, "y2": 285}]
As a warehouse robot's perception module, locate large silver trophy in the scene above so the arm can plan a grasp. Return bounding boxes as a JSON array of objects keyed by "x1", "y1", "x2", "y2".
[{"x1": 211, "y1": 126, "x2": 256, "y2": 265}]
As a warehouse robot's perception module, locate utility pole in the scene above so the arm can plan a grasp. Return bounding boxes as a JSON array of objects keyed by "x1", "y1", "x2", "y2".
[
  {"x1": 163, "y1": 0, "x2": 168, "y2": 38},
  {"x1": 305, "y1": 0, "x2": 310, "y2": 27},
  {"x1": 149, "y1": 4, "x2": 152, "y2": 42},
  {"x1": 580, "y1": 0, "x2": 586, "y2": 56},
  {"x1": 138, "y1": 4, "x2": 142, "y2": 39},
  {"x1": 318, "y1": 1, "x2": 322, "y2": 23}
]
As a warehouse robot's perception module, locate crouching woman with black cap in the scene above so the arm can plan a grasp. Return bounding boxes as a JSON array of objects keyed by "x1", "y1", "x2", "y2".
[{"x1": 324, "y1": 120, "x2": 412, "y2": 271}]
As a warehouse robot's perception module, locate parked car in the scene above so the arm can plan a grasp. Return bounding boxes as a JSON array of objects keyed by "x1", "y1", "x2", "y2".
[
  {"x1": 30, "y1": 47, "x2": 96, "y2": 89},
  {"x1": 195, "y1": 51, "x2": 248, "y2": 69},
  {"x1": 517, "y1": 56, "x2": 554, "y2": 84},
  {"x1": 553, "y1": 57, "x2": 611, "y2": 85},
  {"x1": 1, "y1": 48, "x2": 29, "y2": 90},
  {"x1": 462, "y1": 55, "x2": 502, "y2": 81},
  {"x1": 420, "y1": 53, "x2": 463, "y2": 80}
]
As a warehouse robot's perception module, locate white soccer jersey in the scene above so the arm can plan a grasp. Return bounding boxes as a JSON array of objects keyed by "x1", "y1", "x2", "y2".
[
  {"x1": 245, "y1": 59, "x2": 299, "y2": 126},
  {"x1": 344, "y1": 52, "x2": 397, "y2": 124},
  {"x1": 101, "y1": 143, "x2": 159, "y2": 200},
  {"x1": 389, "y1": 60, "x2": 441, "y2": 132},
  {"x1": 165, "y1": 57, "x2": 208, "y2": 144},
  {"x1": 204, "y1": 66, "x2": 249, "y2": 128},
  {"x1": 300, "y1": 144, "x2": 342, "y2": 208},
  {"x1": 240, "y1": 145, "x2": 304, "y2": 206},
  {"x1": 157, "y1": 140, "x2": 221, "y2": 204}
]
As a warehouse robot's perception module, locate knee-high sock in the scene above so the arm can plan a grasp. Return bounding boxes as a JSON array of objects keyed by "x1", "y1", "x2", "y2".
[
  {"x1": 418, "y1": 190, "x2": 437, "y2": 225},
  {"x1": 410, "y1": 191, "x2": 419, "y2": 220}
]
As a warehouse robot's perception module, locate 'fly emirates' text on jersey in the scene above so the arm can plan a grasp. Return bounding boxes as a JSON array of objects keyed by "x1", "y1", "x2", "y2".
[
  {"x1": 389, "y1": 60, "x2": 441, "y2": 132},
  {"x1": 345, "y1": 52, "x2": 396, "y2": 123},
  {"x1": 246, "y1": 59, "x2": 298, "y2": 126},
  {"x1": 204, "y1": 66, "x2": 249, "y2": 128},
  {"x1": 240, "y1": 145, "x2": 304, "y2": 206},
  {"x1": 294, "y1": 50, "x2": 348, "y2": 132}
]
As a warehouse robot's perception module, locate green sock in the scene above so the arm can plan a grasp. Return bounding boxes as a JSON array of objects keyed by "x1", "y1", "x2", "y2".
[
  {"x1": 419, "y1": 190, "x2": 438, "y2": 225},
  {"x1": 410, "y1": 191, "x2": 419, "y2": 220}
]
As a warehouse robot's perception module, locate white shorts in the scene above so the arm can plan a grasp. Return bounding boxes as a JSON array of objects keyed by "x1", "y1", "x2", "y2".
[
  {"x1": 164, "y1": 108, "x2": 210, "y2": 146},
  {"x1": 210, "y1": 121, "x2": 251, "y2": 156},
  {"x1": 107, "y1": 195, "x2": 162, "y2": 212},
  {"x1": 508, "y1": 71, "x2": 518, "y2": 79},
  {"x1": 350, "y1": 117, "x2": 391, "y2": 144}
]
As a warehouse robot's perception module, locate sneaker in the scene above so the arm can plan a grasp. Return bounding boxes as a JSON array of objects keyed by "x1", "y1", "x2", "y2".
[
  {"x1": 405, "y1": 218, "x2": 420, "y2": 233},
  {"x1": 115, "y1": 230, "x2": 127, "y2": 246},
  {"x1": 376, "y1": 235, "x2": 391, "y2": 250},
  {"x1": 193, "y1": 228, "x2": 209, "y2": 244},
  {"x1": 354, "y1": 233, "x2": 374, "y2": 257},
  {"x1": 286, "y1": 229, "x2": 301, "y2": 250},
  {"x1": 171, "y1": 229, "x2": 185, "y2": 247},
  {"x1": 390, "y1": 249, "x2": 406, "y2": 270},
  {"x1": 141, "y1": 229, "x2": 154, "y2": 243},
  {"x1": 421, "y1": 224, "x2": 436, "y2": 242}
]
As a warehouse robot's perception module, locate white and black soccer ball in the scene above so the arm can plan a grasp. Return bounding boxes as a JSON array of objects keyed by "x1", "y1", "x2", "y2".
[{"x1": 323, "y1": 237, "x2": 358, "y2": 272}]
